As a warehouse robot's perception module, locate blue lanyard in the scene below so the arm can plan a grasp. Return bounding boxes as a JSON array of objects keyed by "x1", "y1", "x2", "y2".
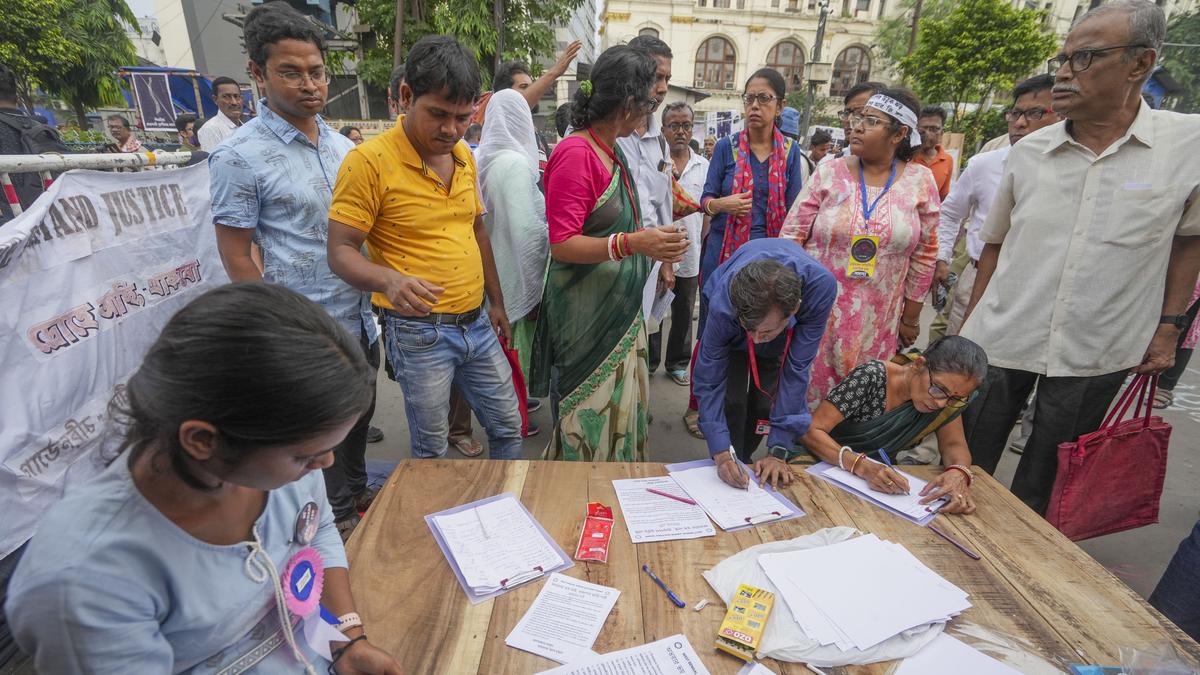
[{"x1": 858, "y1": 158, "x2": 898, "y2": 225}]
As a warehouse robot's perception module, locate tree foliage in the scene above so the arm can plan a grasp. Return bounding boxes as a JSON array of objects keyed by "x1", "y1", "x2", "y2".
[
  {"x1": 899, "y1": 0, "x2": 1057, "y2": 116},
  {"x1": 1160, "y1": 12, "x2": 1200, "y2": 113},
  {"x1": 0, "y1": 0, "x2": 137, "y2": 124},
  {"x1": 356, "y1": 0, "x2": 583, "y2": 90},
  {"x1": 872, "y1": 0, "x2": 955, "y2": 79}
]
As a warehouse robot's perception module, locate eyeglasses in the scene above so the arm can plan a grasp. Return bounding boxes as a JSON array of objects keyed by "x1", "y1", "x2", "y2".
[
  {"x1": 664, "y1": 122, "x2": 693, "y2": 132},
  {"x1": 1047, "y1": 44, "x2": 1149, "y2": 74},
  {"x1": 837, "y1": 106, "x2": 865, "y2": 121},
  {"x1": 928, "y1": 371, "x2": 969, "y2": 405},
  {"x1": 1004, "y1": 106, "x2": 1053, "y2": 122},
  {"x1": 848, "y1": 113, "x2": 888, "y2": 130},
  {"x1": 742, "y1": 93, "x2": 778, "y2": 107},
  {"x1": 918, "y1": 125, "x2": 942, "y2": 135},
  {"x1": 271, "y1": 67, "x2": 331, "y2": 87}
]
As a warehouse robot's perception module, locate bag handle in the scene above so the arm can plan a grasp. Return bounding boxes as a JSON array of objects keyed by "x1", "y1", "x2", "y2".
[
  {"x1": 1136, "y1": 374, "x2": 1159, "y2": 428},
  {"x1": 1099, "y1": 375, "x2": 1149, "y2": 432}
]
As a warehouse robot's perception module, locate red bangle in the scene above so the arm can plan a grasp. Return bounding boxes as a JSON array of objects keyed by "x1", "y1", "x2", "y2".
[{"x1": 944, "y1": 464, "x2": 973, "y2": 486}]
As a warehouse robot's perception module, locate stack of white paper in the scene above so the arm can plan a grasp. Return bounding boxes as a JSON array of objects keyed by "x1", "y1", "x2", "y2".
[
  {"x1": 431, "y1": 496, "x2": 565, "y2": 594},
  {"x1": 612, "y1": 476, "x2": 715, "y2": 543},
  {"x1": 758, "y1": 534, "x2": 971, "y2": 651},
  {"x1": 894, "y1": 634, "x2": 1023, "y2": 675},
  {"x1": 669, "y1": 464, "x2": 790, "y2": 530}
]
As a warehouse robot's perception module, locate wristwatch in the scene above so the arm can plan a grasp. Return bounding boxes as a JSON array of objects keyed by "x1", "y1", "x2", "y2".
[
  {"x1": 1160, "y1": 314, "x2": 1189, "y2": 330},
  {"x1": 767, "y1": 445, "x2": 794, "y2": 462}
]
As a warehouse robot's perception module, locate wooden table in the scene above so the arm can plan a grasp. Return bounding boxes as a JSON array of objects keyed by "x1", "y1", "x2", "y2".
[{"x1": 345, "y1": 460, "x2": 1200, "y2": 674}]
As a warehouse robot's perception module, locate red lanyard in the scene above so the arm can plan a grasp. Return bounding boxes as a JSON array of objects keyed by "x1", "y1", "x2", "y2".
[
  {"x1": 746, "y1": 327, "x2": 794, "y2": 403},
  {"x1": 586, "y1": 127, "x2": 642, "y2": 227}
]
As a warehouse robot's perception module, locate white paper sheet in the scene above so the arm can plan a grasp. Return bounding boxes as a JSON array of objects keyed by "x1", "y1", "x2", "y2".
[
  {"x1": 819, "y1": 464, "x2": 938, "y2": 520},
  {"x1": 894, "y1": 634, "x2": 1023, "y2": 675},
  {"x1": 537, "y1": 634, "x2": 711, "y2": 675},
  {"x1": 650, "y1": 289, "x2": 675, "y2": 322},
  {"x1": 669, "y1": 464, "x2": 789, "y2": 530},
  {"x1": 431, "y1": 495, "x2": 564, "y2": 592},
  {"x1": 758, "y1": 534, "x2": 970, "y2": 651},
  {"x1": 505, "y1": 573, "x2": 620, "y2": 664},
  {"x1": 612, "y1": 476, "x2": 716, "y2": 543},
  {"x1": 737, "y1": 661, "x2": 778, "y2": 675}
]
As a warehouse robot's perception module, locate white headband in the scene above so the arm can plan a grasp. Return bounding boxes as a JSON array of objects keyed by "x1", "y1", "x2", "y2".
[{"x1": 865, "y1": 94, "x2": 921, "y2": 147}]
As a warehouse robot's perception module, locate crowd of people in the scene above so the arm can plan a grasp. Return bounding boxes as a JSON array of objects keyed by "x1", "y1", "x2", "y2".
[{"x1": 4, "y1": 0, "x2": 1200, "y2": 671}]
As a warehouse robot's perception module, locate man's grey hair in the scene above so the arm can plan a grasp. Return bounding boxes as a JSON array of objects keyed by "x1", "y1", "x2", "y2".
[
  {"x1": 924, "y1": 336, "x2": 989, "y2": 382},
  {"x1": 729, "y1": 260, "x2": 802, "y2": 330},
  {"x1": 1075, "y1": 0, "x2": 1166, "y2": 54}
]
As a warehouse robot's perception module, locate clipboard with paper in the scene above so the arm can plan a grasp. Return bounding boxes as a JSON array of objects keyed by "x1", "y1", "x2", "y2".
[
  {"x1": 665, "y1": 459, "x2": 804, "y2": 531},
  {"x1": 425, "y1": 492, "x2": 573, "y2": 603}
]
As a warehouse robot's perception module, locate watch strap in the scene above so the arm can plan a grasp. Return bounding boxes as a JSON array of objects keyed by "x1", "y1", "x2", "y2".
[
  {"x1": 767, "y1": 445, "x2": 794, "y2": 461},
  {"x1": 1161, "y1": 314, "x2": 1188, "y2": 329}
]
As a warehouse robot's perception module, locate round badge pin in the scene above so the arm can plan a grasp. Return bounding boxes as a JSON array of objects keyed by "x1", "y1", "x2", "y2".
[{"x1": 294, "y1": 501, "x2": 319, "y2": 545}]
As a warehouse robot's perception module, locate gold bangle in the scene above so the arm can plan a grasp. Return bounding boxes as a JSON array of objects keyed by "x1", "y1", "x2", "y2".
[{"x1": 850, "y1": 453, "x2": 865, "y2": 476}]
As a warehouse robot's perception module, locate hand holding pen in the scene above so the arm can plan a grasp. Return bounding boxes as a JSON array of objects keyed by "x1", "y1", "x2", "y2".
[
  {"x1": 715, "y1": 446, "x2": 751, "y2": 490},
  {"x1": 864, "y1": 448, "x2": 910, "y2": 495}
]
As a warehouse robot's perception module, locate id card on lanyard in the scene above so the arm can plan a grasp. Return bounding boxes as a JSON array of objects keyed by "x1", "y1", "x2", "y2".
[
  {"x1": 847, "y1": 158, "x2": 897, "y2": 280},
  {"x1": 747, "y1": 328, "x2": 794, "y2": 436}
]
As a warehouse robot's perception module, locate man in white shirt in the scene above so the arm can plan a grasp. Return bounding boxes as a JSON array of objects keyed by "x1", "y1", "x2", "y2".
[
  {"x1": 198, "y1": 76, "x2": 245, "y2": 150},
  {"x1": 960, "y1": 0, "x2": 1200, "y2": 513},
  {"x1": 933, "y1": 74, "x2": 1061, "y2": 336},
  {"x1": 649, "y1": 102, "x2": 709, "y2": 384}
]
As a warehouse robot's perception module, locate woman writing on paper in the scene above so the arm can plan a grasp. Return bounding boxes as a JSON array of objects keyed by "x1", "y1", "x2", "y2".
[
  {"x1": 799, "y1": 336, "x2": 986, "y2": 515},
  {"x1": 530, "y1": 45, "x2": 687, "y2": 461},
  {"x1": 6, "y1": 284, "x2": 403, "y2": 674}
]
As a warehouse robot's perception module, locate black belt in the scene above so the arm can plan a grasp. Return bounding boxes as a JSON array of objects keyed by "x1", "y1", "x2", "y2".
[{"x1": 381, "y1": 306, "x2": 482, "y2": 326}]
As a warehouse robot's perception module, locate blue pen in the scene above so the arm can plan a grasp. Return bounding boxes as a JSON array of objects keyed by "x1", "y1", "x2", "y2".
[
  {"x1": 642, "y1": 564, "x2": 686, "y2": 608},
  {"x1": 876, "y1": 448, "x2": 909, "y2": 495}
]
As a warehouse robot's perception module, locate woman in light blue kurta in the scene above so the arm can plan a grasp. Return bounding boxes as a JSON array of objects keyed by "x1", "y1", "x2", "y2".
[{"x1": 5, "y1": 284, "x2": 402, "y2": 674}]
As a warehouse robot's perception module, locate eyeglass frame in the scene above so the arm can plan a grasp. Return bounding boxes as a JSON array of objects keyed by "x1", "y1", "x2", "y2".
[
  {"x1": 663, "y1": 122, "x2": 693, "y2": 132},
  {"x1": 847, "y1": 113, "x2": 890, "y2": 130},
  {"x1": 927, "y1": 369, "x2": 969, "y2": 405},
  {"x1": 837, "y1": 105, "x2": 866, "y2": 121},
  {"x1": 269, "y1": 66, "x2": 332, "y2": 88},
  {"x1": 1046, "y1": 43, "x2": 1150, "y2": 75},
  {"x1": 742, "y1": 93, "x2": 779, "y2": 107},
  {"x1": 1004, "y1": 106, "x2": 1053, "y2": 122}
]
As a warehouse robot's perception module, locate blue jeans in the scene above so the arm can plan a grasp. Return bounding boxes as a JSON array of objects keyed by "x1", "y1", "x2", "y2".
[
  {"x1": 383, "y1": 312, "x2": 523, "y2": 459},
  {"x1": 1150, "y1": 519, "x2": 1200, "y2": 642}
]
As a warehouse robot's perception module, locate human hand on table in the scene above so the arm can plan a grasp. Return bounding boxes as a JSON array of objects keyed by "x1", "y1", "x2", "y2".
[
  {"x1": 752, "y1": 455, "x2": 794, "y2": 489},
  {"x1": 715, "y1": 451, "x2": 749, "y2": 489},
  {"x1": 919, "y1": 469, "x2": 975, "y2": 515},
  {"x1": 859, "y1": 460, "x2": 910, "y2": 495},
  {"x1": 334, "y1": 639, "x2": 404, "y2": 675}
]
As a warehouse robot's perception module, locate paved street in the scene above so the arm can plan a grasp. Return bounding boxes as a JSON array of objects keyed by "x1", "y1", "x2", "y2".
[{"x1": 367, "y1": 311, "x2": 1200, "y2": 601}]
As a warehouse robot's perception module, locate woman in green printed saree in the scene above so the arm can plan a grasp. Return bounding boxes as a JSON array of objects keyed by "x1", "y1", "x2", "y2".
[
  {"x1": 530, "y1": 46, "x2": 689, "y2": 461},
  {"x1": 799, "y1": 336, "x2": 988, "y2": 515}
]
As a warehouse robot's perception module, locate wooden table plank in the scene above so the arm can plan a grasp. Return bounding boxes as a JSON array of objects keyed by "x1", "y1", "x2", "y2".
[
  {"x1": 345, "y1": 459, "x2": 528, "y2": 675},
  {"x1": 582, "y1": 463, "x2": 649, "y2": 656},
  {"x1": 950, "y1": 471, "x2": 1200, "y2": 668}
]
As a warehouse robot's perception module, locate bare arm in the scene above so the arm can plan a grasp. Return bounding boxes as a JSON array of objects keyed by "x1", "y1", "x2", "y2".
[
  {"x1": 549, "y1": 228, "x2": 688, "y2": 265},
  {"x1": 521, "y1": 41, "x2": 582, "y2": 109},
  {"x1": 215, "y1": 225, "x2": 262, "y2": 282},
  {"x1": 1134, "y1": 235, "x2": 1200, "y2": 373},
  {"x1": 963, "y1": 242, "x2": 1001, "y2": 324},
  {"x1": 327, "y1": 219, "x2": 443, "y2": 315},
  {"x1": 322, "y1": 567, "x2": 404, "y2": 673}
]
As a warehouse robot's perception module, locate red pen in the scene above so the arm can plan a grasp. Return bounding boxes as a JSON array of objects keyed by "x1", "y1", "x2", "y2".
[{"x1": 646, "y1": 488, "x2": 698, "y2": 506}]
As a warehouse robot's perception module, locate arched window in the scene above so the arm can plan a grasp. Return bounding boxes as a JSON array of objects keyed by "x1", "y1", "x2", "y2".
[
  {"x1": 695, "y1": 36, "x2": 736, "y2": 88},
  {"x1": 766, "y1": 40, "x2": 806, "y2": 92},
  {"x1": 638, "y1": 27, "x2": 659, "y2": 38},
  {"x1": 829, "y1": 46, "x2": 871, "y2": 98}
]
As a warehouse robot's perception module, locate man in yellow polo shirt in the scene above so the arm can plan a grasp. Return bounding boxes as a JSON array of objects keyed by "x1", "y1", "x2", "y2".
[{"x1": 328, "y1": 35, "x2": 522, "y2": 460}]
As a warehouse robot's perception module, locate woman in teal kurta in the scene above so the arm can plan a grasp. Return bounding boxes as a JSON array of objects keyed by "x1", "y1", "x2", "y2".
[{"x1": 799, "y1": 335, "x2": 988, "y2": 515}]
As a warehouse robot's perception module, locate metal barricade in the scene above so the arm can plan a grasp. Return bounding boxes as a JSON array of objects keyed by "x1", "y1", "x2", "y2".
[{"x1": 0, "y1": 151, "x2": 196, "y2": 219}]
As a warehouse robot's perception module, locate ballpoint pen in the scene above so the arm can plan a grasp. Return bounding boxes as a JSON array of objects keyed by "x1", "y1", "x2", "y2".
[
  {"x1": 642, "y1": 564, "x2": 686, "y2": 608},
  {"x1": 728, "y1": 446, "x2": 749, "y2": 490},
  {"x1": 876, "y1": 447, "x2": 909, "y2": 494}
]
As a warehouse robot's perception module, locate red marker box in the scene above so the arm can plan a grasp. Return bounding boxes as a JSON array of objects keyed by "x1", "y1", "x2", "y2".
[{"x1": 574, "y1": 502, "x2": 614, "y2": 563}]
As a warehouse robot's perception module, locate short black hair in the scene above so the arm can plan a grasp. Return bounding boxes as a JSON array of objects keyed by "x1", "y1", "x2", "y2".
[
  {"x1": 730, "y1": 260, "x2": 803, "y2": 330},
  {"x1": 570, "y1": 45, "x2": 656, "y2": 130},
  {"x1": 465, "y1": 123, "x2": 482, "y2": 142},
  {"x1": 106, "y1": 114, "x2": 131, "y2": 128},
  {"x1": 661, "y1": 101, "x2": 694, "y2": 123},
  {"x1": 919, "y1": 105, "x2": 946, "y2": 124},
  {"x1": 243, "y1": 1, "x2": 326, "y2": 68},
  {"x1": 175, "y1": 113, "x2": 197, "y2": 132},
  {"x1": 1011, "y1": 73, "x2": 1053, "y2": 101},
  {"x1": 494, "y1": 60, "x2": 531, "y2": 92},
  {"x1": 875, "y1": 87, "x2": 921, "y2": 162},
  {"x1": 810, "y1": 129, "x2": 832, "y2": 145},
  {"x1": 554, "y1": 102, "x2": 573, "y2": 137},
  {"x1": 746, "y1": 67, "x2": 786, "y2": 101},
  {"x1": 627, "y1": 34, "x2": 673, "y2": 59},
  {"x1": 211, "y1": 76, "x2": 239, "y2": 95},
  {"x1": 389, "y1": 64, "x2": 406, "y2": 102},
  {"x1": 0, "y1": 63, "x2": 17, "y2": 102},
  {"x1": 843, "y1": 80, "x2": 886, "y2": 105},
  {"x1": 405, "y1": 35, "x2": 481, "y2": 104},
  {"x1": 339, "y1": 125, "x2": 360, "y2": 137}
]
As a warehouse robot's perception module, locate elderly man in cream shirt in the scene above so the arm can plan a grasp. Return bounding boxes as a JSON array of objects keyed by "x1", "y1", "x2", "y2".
[{"x1": 959, "y1": 0, "x2": 1200, "y2": 514}]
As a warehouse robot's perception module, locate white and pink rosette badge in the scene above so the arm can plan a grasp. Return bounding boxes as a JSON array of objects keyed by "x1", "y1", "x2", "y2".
[{"x1": 281, "y1": 547, "x2": 345, "y2": 660}]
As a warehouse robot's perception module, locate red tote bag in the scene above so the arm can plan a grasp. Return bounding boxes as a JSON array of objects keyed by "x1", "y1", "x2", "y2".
[
  {"x1": 499, "y1": 336, "x2": 530, "y2": 438},
  {"x1": 1046, "y1": 375, "x2": 1171, "y2": 541}
]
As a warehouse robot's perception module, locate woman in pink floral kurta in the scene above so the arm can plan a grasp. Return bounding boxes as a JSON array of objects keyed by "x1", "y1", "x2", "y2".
[{"x1": 780, "y1": 127, "x2": 940, "y2": 406}]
